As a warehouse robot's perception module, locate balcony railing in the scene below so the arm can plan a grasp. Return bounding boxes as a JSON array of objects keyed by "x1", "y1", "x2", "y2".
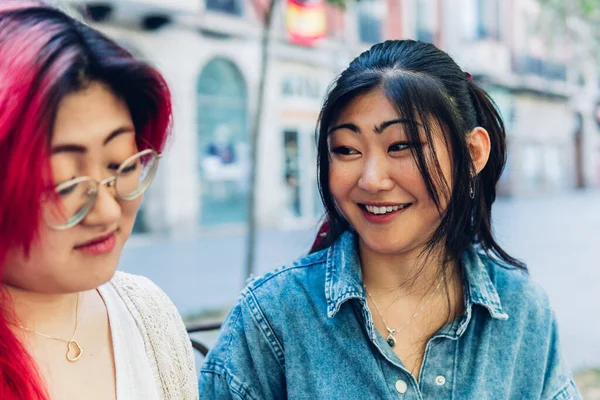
[
  {"x1": 511, "y1": 55, "x2": 567, "y2": 81},
  {"x1": 205, "y1": 0, "x2": 243, "y2": 16}
]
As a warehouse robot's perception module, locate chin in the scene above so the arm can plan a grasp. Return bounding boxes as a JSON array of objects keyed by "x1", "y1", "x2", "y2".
[
  {"x1": 76, "y1": 264, "x2": 119, "y2": 292},
  {"x1": 75, "y1": 250, "x2": 122, "y2": 289},
  {"x1": 359, "y1": 236, "x2": 409, "y2": 255},
  {"x1": 363, "y1": 240, "x2": 404, "y2": 254}
]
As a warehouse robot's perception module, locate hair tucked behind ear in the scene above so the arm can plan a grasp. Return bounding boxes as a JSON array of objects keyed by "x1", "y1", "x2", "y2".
[
  {"x1": 466, "y1": 80, "x2": 524, "y2": 268},
  {"x1": 311, "y1": 39, "x2": 525, "y2": 271}
]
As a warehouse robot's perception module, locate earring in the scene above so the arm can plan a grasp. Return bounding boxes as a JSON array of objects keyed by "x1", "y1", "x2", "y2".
[{"x1": 469, "y1": 179, "x2": 475, "y2": 199}]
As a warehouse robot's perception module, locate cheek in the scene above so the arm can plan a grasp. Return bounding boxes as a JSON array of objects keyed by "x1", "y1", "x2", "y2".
[
  {"x1": 390, "y1": 158, "x2": 428, "y2": 197},
  {"x1": 407, "y1": 173, "x2": 432, "y2": 200},
  {"x1": 2, "y1": 228, "x2": 73, "y2": 290},
  {"x1": 328, "y1": 160, "x2": 357, "y2": 204},
  {"x1": 34, "y1": 224, "x2": 72, "y2": 256}
]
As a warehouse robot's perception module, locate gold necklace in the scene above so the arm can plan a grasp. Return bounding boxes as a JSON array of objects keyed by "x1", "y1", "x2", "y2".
[
  {"x1": 17, "y1": 293, "x2": 83, "y2": 362},
  {"x1": 365, "y1": 276, "x2": 444, "y2": 348}
]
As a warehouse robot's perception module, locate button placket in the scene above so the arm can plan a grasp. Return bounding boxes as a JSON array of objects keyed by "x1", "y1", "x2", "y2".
[{"x1": 418, "y1": 334, "x2": 457, "y2": 399}]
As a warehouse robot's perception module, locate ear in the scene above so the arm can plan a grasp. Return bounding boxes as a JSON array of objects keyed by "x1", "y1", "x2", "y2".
[{"x1": 467, "y1": 127, "x2": 491, "y2": 175}]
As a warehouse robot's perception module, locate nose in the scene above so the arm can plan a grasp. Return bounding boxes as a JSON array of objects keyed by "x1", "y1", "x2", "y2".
[
  {"x1": 81, "y1": 182, "x2": 121, "y2": 227},
  {"x1": 357, "y1": 156, "x2": 394, "y2": 193}
]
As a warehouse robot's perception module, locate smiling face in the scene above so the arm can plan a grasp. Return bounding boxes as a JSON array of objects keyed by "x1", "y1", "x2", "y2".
[
  {"x1": 2, "y1": 81, "x2": 142, "y2": 294},
  {"x1": 328, "y1": 88, "x2": 453, "y2": 257}
]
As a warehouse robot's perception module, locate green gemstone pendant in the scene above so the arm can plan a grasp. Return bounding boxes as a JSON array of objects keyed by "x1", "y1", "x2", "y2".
[{"x1": 386, "y1": 334, "x2": 396, "y2": 348}]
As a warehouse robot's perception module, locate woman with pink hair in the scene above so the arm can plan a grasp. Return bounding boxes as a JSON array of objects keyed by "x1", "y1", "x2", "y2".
[{"x1": 0, "y1": 2, "x2": 197, "y2": 399}]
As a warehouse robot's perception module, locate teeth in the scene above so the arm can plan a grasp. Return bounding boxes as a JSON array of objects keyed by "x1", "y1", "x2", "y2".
[{"x1": 365, "y1": 204, "x2": 408, "y2": 215}]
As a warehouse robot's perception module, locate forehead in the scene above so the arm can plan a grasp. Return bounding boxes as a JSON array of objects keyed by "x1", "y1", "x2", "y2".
[
  {"x1": 330, "y1": 88, "x2": 448, "y2": 144},
  {"x1": 336, "y1": 89, "x2": 398, "y2": 123},
  {"x1": 51, "y1": 81, "x2": 133, "y2": 146}
]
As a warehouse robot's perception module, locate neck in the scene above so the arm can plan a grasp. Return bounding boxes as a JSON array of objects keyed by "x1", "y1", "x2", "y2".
[
  {"x1": 3, "y1": 283, "x2": 79, "y2": 336},
  {"x1": 359, "y1": 239, "x2": 458, "y2": 296}
]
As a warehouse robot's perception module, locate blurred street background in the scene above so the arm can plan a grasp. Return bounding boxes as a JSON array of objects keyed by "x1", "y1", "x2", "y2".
[{"x1": 61, "y1": 0, "x2": 600, "y2": 396}]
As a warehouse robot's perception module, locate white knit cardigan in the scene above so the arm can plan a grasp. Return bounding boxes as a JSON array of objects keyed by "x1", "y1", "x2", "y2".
[{"x1": 109, "y1": 271, "x2": 199, "y2": 400}]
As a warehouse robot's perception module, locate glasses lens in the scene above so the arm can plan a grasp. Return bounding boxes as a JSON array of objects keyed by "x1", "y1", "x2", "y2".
[
  {"x1": 115, "y1": 151, "x2": 158, "y2": 200},
  {"x1": 44, "y1": 178, "x2": 98, "y2": 229}
]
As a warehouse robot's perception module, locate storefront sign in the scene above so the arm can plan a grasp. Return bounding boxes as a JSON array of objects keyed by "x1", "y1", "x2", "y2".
[{"x1": 285, "y1": 0, "x2": 327, "y2": 46}]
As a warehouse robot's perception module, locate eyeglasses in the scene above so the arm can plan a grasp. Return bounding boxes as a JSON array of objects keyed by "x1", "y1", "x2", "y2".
[{"x1": 43, "y1": 149, "x2": 161, "y2": 230}]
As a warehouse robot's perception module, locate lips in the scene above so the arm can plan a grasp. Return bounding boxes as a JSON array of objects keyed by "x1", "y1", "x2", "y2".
[
  {"x1": 363, "y1": 203, "x2": 411, "y2": 215},
  {"x1": 74, "y1": 231, "x2": 117, "y2": 255},
  {"x1": 358, "y1": 203, "x2": 412, "y2": 224}
]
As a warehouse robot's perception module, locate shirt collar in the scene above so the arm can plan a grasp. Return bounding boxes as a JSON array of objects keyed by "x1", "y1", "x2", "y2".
[
  {"x1": 460, "y1": 248, "x2": 509, "y2": 321},
  {"x1": 324, "y1": 230, "x2": 509, "y2": 321},
  {"x1": 325, "y1": 231, "x2": 365, "y2": 318}
]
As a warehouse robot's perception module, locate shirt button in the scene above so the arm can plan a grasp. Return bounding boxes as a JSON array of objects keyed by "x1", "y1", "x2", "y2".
[
  {"x1": 395, "y1": 379, "x2": 408, "y2": 393},
  {"x1": 435, "y1": 375, "x2": 446, "y2": 386}
]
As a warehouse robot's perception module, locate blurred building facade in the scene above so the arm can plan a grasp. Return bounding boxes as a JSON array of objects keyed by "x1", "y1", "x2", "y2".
[{"x1": 66, "y1": 0, "x2": 600, "y2": 234}]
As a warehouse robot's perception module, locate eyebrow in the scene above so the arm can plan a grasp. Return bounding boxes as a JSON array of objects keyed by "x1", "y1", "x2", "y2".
[
  {"x1": 327, "y1": 119, "x2": 413, "y2": 135},
  {"x1": 51, "y1": 126, "x2": 135, "y2": 154}
]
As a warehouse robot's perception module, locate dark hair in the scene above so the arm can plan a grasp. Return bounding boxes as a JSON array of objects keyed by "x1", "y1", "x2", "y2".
[
  {"x1": 312, "y1": 40, "x2": 524, "y2": 272},
  {"x1": 0, "y1": 2, "x2": 172, "y2": 399}
]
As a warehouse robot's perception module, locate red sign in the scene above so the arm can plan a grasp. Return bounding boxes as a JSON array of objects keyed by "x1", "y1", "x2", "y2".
[{"x1": 285, "y1": 0, "x2": 327, "y2": 46}]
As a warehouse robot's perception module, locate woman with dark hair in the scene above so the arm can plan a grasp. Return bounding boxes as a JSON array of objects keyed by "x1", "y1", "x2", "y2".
[
  {"x1": 200, "y1": 40, "x2": 580, "y2": 399},
  {"x1": 0, "y1": 2, "x2": 197, "y2": 399}
]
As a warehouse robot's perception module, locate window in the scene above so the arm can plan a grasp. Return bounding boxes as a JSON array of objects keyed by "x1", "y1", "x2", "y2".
[
  {"x1": 476, "y1": 0, "x2": 501, "y2": 40},
  {"x1": 197, "y1": 59, "x2": 249, "y2": 226},
  {"x1": 357, "y1": 0, "x2": 384, "y2": 44},
  {"x1": 282, "y1": 127, "x2": 322, "y2": 221},
  {"x1": 283, "y1": 130, "x2": 301, "y2": 218},
  {"x1": 205, "y1": 0, "x2": 243, "y2": 16},
  {"x1": 416, "y1": 0, "x2": 436, "y2": 43}
]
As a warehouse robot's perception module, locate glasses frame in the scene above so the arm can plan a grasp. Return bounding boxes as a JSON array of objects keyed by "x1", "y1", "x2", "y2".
[{"x1": 47, "y1": 149, "x2": 161, "y2": 231}]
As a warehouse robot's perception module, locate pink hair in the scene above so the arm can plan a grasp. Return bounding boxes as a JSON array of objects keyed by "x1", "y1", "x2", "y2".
[{"x1": 0, "y1": 2, "x2": 172, "y2": 398}]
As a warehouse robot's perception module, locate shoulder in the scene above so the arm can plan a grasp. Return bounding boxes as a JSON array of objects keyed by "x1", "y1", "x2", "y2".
[
  {"x1": 110, "y1": 270, "x2": 170, "y2": 303},
  {"x1": 200, "y1": 254, "x2": 330, "y2": 398},
  {"x1": 239, "y1": 249, "x2": 330, "y2": 343},
  {"x1": 108, "y1": 271, "x2": 185, "y2": 338},
  {"x1": 472, "y1": 255, "x2": 580, "y2": 399},
  {"x1": 205, "y1": 250, "x2": 329, "y2": 363},
  {"x1": 479, "y1": 253, "x2": 554, "y2": 327},
  {"x1": 108, "y1": 270, "x2": 185, "y2": 338},
  {"x1": 246, "y1": 249, "x2": 328, "y2": 298},
  {"x1": 109, "y1": 271, "x2": 199, "y2": 399}
]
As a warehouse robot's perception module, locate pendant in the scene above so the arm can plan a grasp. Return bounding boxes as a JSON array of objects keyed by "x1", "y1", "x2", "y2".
[
  {"x1": 386, "y1": 333, "x2": 396, "y2": 348},
  {"x1": 66, "y1": 340, "x2": 83, "y2": 362}
]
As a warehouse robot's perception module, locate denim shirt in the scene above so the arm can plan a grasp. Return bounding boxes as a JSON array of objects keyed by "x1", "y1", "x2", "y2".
[{"x1": 200, "y1": 231, "x2": 580, "y2": 400}]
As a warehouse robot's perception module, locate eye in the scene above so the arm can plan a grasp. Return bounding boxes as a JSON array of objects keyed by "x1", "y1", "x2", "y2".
[
  {"x1": 108, "y1": 161, "x2": 138, "y2": 173},
  {"x1": 120, "y1": 161, "x2": 139, "y2": 174},
  {"x1": 331, "y1": 146, "x2": 360, "y2": 156},
  {"x1": 54, "y1": 176, "x2": 77, "y2": 197},
  {"x1": 388, "y1": 142, "x2": 413, "y2": 153},
  {"x1": 57, "y1": 184, "x2": 76, "y2": 197}
]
